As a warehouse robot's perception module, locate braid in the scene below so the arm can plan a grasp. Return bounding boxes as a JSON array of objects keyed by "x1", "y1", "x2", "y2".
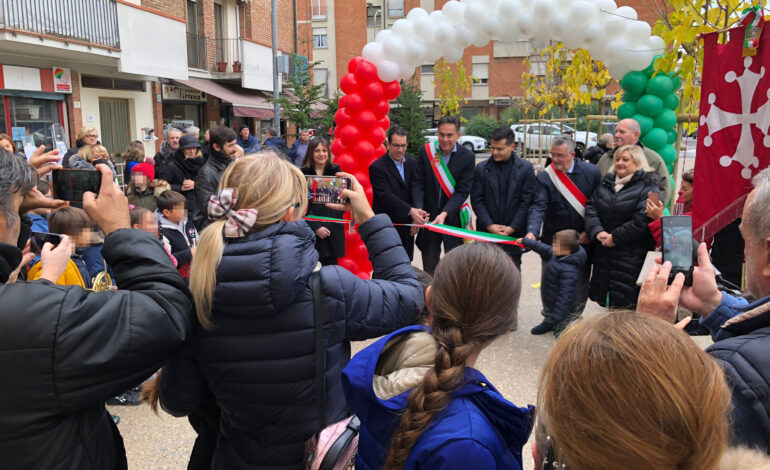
[{"x1": 383, "y1": 325, "x2": 475, "y2": 470}]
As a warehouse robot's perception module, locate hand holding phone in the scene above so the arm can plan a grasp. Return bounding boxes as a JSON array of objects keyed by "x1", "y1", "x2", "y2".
[
  {"x1": 306, "y1": 176, "x2": 352, "y2": 205},
  {"x1": 30, "y1": 232, "x2": 63, "y2": 255},
  {"x1": 661, "y1": 215, "x2": 694, "y2": 286},
  {"x1": 39, "y1": 234, "x2": 72, "y2": 283}
]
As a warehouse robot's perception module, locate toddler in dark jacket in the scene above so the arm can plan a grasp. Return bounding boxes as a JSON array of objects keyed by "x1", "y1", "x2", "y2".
[
  {"x1": 157, "y1": 190, "x2": 198, "y2": 279},
  {"x1": 522, "y1": 229, "x2": 587, "y2": 336}
]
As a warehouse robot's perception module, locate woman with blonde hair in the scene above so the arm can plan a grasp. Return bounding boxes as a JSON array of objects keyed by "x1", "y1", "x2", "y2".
[
  {"x1": 62, "y1": 126, "x2": 99, "y2": 167},
  {"x1": 70, "y1": 143, "x2": 119, "y2": 180},
  {"x1": 158, "y1": 153, "x2": 422, "y2": 469},
  {"x1": 535, "y1": 312, "x2": 742, "y2": 470}
]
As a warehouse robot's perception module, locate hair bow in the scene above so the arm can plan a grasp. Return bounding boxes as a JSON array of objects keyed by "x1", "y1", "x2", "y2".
[{"x1": 207, "y1": 188, "x2": 258, "y2": 238}]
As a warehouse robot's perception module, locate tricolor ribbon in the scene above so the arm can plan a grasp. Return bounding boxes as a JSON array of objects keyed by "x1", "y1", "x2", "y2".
[
  {"x1": 426, "y1": 141, "x2": 475, "y2": 232},
  {"x1": 739, "y1": 6, "x2": 765, "y2": 57}
]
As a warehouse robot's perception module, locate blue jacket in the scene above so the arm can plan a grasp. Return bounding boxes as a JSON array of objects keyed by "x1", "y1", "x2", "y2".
[
  {"x1": 288, "y1": 139, "x2": 309, "y2": 167},
  {"x1": 263, "y1": 136, "x2": 288, "y2": 155},
  {"x1": 522, "y1": 239, "x2": 587, "y2": 322},
  {"x1": 343, "y1": 325, "x2": 535, "y2": 470},
  {"x1": 526, "y1": 159, "x2": 601, "y2": 244},
  {"x1": 28, "y1": 214, "x2": 48, "y2": 265},
  {"x1": 159, "y1": 214, "x2": 423, "y2": 469},
  {"x1": 236, "y1": 134, "x2": 261, "y2": 153},
  {"x1": 703, "y1": 294, "x2": 770, "y2": 451}
]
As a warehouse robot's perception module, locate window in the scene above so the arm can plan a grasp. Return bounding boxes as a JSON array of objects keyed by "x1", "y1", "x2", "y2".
[
  {"x1": 420, "y1": 64, "x2": 434, "y2": 74},
  {"x1": 9, "y1": 97, "x2": 61, "y2": 150},
  {"x1": 387, "y1": 0, "x2": 404, "y2": 17},
  {"x1": 314, "y1": 68, "x2": 329, "y2": 97},
  {"x1": 82, "y1": 75, "x2": 145, "y2": 92},
  {"x1": 311, "y1": 0, "x2": 327, "y2": 18},
  {"x1": 186, "y1": 0, "x2": 198, "y2": 35},
  {"x1": 214, "y1": 3, "x2": 224, "y2": 62},
  {"x1": 313, "y1": 28, "x2": 328, "y2": 48},
  {"x1": 529, "y1": 58, "x2": 546, "y2": 76},
  {"x1": 472, "y1": 63, "x2": 489, "y2": 85},
  {"x1": 367, "y1": 5, "x2": 382, "y2": 27}
]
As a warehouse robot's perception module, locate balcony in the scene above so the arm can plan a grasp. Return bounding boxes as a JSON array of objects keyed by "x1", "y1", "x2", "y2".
[
  {"x1": 0, "y1": 0, "x2": 120, "y2": 50},
  {"x1": 187, "y1": 33, "x2": 241, "y2": 73}
]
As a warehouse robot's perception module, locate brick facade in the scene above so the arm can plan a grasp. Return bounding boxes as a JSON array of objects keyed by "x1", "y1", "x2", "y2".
[
  {"x1": 242, "y1": 0, "x2": 296, "y2": 53},
  {"x1": 65, "y1": 71, "x2": 83, "y2": 146},
  {"x1": 140, "y1": 0, "x2": 185, "y2": 16},
  {"x1": 333, "y1": 1, "x2": 367, "y2": 82}
]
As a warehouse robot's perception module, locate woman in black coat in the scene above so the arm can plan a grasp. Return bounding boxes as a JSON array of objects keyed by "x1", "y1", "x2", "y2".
[
  {"x1": 301, "y1": 137, "x2": 345, "y2": 265},
  {"x1": 585, "y1": 144, "x2": 659, "y2": 308},
  {"x1": 157, "y1": 134, "x2": 206, "y2": 230}
]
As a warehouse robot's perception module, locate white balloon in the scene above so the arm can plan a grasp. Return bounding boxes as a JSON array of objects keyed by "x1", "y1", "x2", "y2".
[
  {"x1": 481, "y1": 0, "x2": 501, "y2": 9},
  {"x1": 547, "y1": 14, "x2": 570, "y2": 41},
  {"x1": 570, "y1": 1, "x2": 597, "y2": 25},
  {"x1": 616, "y1": 6, "x2": 637, "y2": 20},
  {"x1": 375, "y1": 30, "x2": 392, "y2": 44},
  {"x1": 398, "y1": 61, "x2": 416, "y2": 78},
  {"x1": 443, "y1": 46, "x2": 464, "y2": 63},
  {"x1": 454, "y1": 23, "x2": 475, "y2": 48},
  {"x1": 405, "y1": 41, "x2": 426, "y2": 64},
  {"x1": 434, "y1": 22, "x2": 456, "y2": 44},
  {"x1": 362, "y1": 42, "x2": 385, "y2": 64},
  {"x1": 423, "y1": 41, "x2": 443, "y2": 62},
  {"x1": 415, "y1": 17, "x2": 437, "y2": 41},
  {"x1": 378, "y1": 60, "x2": 400, "y2": 82},
  {"x1": 391, "y1": 19, "x2": 413, "y2": 38},
  {"x1": 595, "y1": 0, "x2": 617, "y2": 20},
  {"x1": 579, "y1": 22, "x2": 604, "y2": 51},
  {"x1": 516, "y1": 12, "x2": 536, "y2": 39},
  {"x1": 648, "y1": 35, "x2": 666, "y2": 52},
  {"x1": 533, "y1": 0, "x2": 555, "y2": 21},
  {"x1": 499, "y1": 25, "x2": 520, "y2": 43},
  {"x1": 608, "y1": 61, "x2": 630, "y2": 78},
  {"x1": 464, "y1": 2, "x2": 487, "y2": 25},
  {"x1": 629, "y1": 44, "x2": 653, "y2": 70},
  {"x1": 499, "y1": 0, "x2": 520, "y2": 18},
  {"x1": 429, "y1": 10, "x2": 443, "y2": 21},
  {"x1": 626, "y1": 20, "x2": 651, "y2": 45},
  {"x1": 472, "y1": 28, "x2": 491, "y2": 47},
  {"x1": 384, "y1": 36, "x2": 406, "y2": 59},
  {"x1": 406, "y1": 7, "x2": 428, "y2": 22},
  {"x1": 606, "y1": 38, "x2": 628, "y2": 64},
  {"x1": 563, "y1": 30, "x2": 582, "y2": 49},
  {"x1": 483, "y1": 16, "x2": 503, "y2": 39},
  {"x1": 442, "y1": 1, "x2": 466, "y2": 24},
  {"x1": 604, "y1": 16, "x2": 627, "y2": 36}
]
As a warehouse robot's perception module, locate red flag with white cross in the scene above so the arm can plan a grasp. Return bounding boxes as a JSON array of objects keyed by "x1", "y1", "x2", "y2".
[{"x1": 693, "y1": 22, "x2": 770, "y2": 242}]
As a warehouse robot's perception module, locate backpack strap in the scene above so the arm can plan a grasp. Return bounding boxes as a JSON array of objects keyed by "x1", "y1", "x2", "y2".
[
  {"x1": 318, "y1": 416, "x2": 361, "y2": 470},
  {"x1": 312, "y1": 270, "x2": 326, "y2": 430}
]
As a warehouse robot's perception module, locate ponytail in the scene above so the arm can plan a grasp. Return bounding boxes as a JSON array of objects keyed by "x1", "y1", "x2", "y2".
[{"x1": 189, "y1": 219, "x2": 226, "y2": 329}]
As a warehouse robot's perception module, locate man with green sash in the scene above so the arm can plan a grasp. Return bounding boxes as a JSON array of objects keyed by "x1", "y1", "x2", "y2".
[{"x1": 412, "y1": 115, "x2": 476, "y2": 274}]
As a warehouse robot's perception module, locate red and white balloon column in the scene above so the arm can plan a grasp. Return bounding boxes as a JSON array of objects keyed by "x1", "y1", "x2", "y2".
[{"x1": 331, "y1": 57, "x2": 401, "y2": 279}]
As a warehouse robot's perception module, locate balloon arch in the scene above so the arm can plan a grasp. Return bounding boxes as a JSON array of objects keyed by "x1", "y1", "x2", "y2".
[{"x1": 333, "y1": 0, "x2": 679, "y2": 278}]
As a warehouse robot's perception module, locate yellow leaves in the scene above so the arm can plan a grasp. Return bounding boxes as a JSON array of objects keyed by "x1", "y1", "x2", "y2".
[{"x1": 433, "y1": 59, "x2": 476, "y2": 118}]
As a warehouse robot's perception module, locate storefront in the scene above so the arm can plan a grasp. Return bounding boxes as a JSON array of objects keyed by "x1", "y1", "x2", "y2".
[
  {"x1": 0, "y1": 65, "x2": 71, "y2": 153},
  {"x1": 161, "y1": 84, "x2": 206, "y2": 131}
]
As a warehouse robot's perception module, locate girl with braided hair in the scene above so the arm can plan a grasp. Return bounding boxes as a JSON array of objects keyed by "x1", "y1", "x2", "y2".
[{"x1": 342, "y1": 242, "x2": 535, "y2": 470}]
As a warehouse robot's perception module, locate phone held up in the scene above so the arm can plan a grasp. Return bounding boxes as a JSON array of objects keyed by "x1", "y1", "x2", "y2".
[
  {"x1": 30, "y1": 232, "x2": 63, "y2": 255},
  {"x1": 661, "y1": 215, "x2": 694, "y2": 286},
  {"x1": 305, "y1": 175, "x2": 352, "y2": 205},
  {"x1": 647, "y1": 191, "x2": 660, "y2": 205},
  {"x1": 51, "y1": 169, "x2": 101, "y2": 202}
]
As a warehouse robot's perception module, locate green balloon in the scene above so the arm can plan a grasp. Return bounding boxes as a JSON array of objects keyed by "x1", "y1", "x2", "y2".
[
  {"x1": 643, "y1": 55, "x2": 662, "y2": 77},
  {"x1": 663, "y1": 93, "x2": 679, "y2": 110},
  {"x1": 663, "y1": 206, "x2": 671, "y2": 216},
  {"x1": 623, "y1": 91, "x2": 641, "y2": 103},
  {"x1": 671, "y1": 74, "x2": 682, "y2": 91},
  {"x1": 632, "y1": 114, "x2": 654, "y2": 134},
  {"x1": 621, "y1": 71, "x2": 648, "y2": 96},
  {"x1": 645, "y1": 75, "x2": 674, "y2": 98},
  {"x1": 617, "y1": 102, "x2": 637, "y2": 120},
  {"x1": 659, "y1": 144, "x2": 677, "y2": 165},
  {"x1": 637, "y1": 94, "x2": 664, "y2": 117},
  {"x1": 654, "y1": 109, "x2": 677, "y2": 129},
  {"x1": 667, "y1": 129, "x2": 677, "y2": 144},
  {"x1": 641, "y1": 128, "x2": 668, "y2": 151}
]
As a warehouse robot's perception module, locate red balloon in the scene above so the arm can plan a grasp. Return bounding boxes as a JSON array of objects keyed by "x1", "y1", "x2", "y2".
[
  {"x1": 338, "y1": 258, "x2": 358, "y2": 273},
  {"x1": 374, "y1": 144, "x2": 386, "y2": 156},
  {"x1": 354, "y1": 172, "x2": 370, "y2": 188},
  {"x1": 348, "y1": 56, "x2": 365, "y2": 74},
  {"x1": 344, "y1": 93, "x2": 366, "y2": 113},
  {"x1": 334, "y1": 108, "x2": 352, "y2": 127},
  {"x1": 361, "y1": 81, "x2": 384, "y2": 103},
  {"x1": 371, "y1": 99, "x2": 390, "y2": 118},
  {"x1": 339, "y1": 73, "x2": 359, "y2": 95},
  {"x1": 335, "y1": 153, "x2": 356, "y2": 171},
  {"x1": 338, "y1": 95, "x2": 348, "y2": 109},
  {"x1": 367, "y1": 127, "x2": 387, "y2": 147},
  {"x1": 330, "y1": 138, "x2": 347, "y2": 157},
  {"x1": 353, "y1": 140, "x2": 375, "y2": 160},
  {"x1": 356, "y1": 110, "x2": 378, "y2": 130},
  {"x1": 354, "y1": 61, "x2": 379, "y2": 84},
  {"x1": 377, "y1": 116, "x2": 391, "y2": 130},
  {"x1": 356, "y1": 244, "x2": 369, "y2": 260},
  {"x1": 383, "y1": 80, "x2": 401, "y2": 100},
  {"x1": 338, "y1": 125, "x2": 362, "y2": 147},
  {"x1": 355, "y1": 270, "x2": 370, "y2": 280}
]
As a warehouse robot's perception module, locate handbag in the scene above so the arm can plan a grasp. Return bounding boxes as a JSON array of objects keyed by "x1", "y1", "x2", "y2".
[{"x1": 305, "y1": 270, "x2": 360, "y2": 470}]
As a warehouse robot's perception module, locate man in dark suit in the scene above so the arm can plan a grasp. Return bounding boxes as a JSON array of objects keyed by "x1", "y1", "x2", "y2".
[
  {"x1": 412, "y1": 115, "x2": 476, "y2": 274},
  {"x1": 471, "y1": 126, "x2": 536, "y2": 270},
  {"x1": 369, "y1": 126, "x2": 426, "y2": 261}
]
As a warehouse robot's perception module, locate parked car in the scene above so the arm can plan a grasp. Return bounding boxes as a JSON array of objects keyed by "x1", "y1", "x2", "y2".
[
  {"x1": 425, "y1": 128, "x2": 488, "y2": 153},
  {"x1": 510, "y1": 123, "x2": 597, "y2": 153}
]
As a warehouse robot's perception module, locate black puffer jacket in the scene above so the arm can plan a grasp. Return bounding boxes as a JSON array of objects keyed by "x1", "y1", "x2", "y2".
[
  {"x1": 159, "y1": 214, "x2": 422, "y2": 469},
  {"x1": 158, "y1": 149, "x2": 207, "y2": 229},
  {"x1": 194, "y1": 147, "x2": 232, "y2": 229},
  {"x1": 585, "y1": 170, "x2": 657, "y2": 308},
  {"x1": 0, "y1": 229, "x2": 194, "y2": 470}
]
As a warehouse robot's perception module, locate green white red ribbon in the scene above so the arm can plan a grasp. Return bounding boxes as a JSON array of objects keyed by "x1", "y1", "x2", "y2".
[
  {"x1": 425, "y1": 141, "x2": 475, "y2": 231},
  {"x1": 739, "y1": 5, "x2": 765, "y2": 57}
]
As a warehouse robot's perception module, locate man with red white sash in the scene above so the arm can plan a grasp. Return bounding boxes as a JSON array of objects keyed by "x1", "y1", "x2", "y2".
[
  {"x1": 526, "y1": 135, "x2": 601, "y2": 335},
  {"x1": 412, "y1": 115, "x2": 476, "y2": 274}
]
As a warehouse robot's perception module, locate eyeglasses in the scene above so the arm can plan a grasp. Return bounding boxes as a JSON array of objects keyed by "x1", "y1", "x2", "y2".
[
  {"x1": 86, "y1": 134, "x2": 98, "y2": 139},
  {"x1": 390, "y1": 144, "x2": 408, "y2": 149},
  {"x1": 288, "y1": 201, "x2": 302, "y2": 209}
]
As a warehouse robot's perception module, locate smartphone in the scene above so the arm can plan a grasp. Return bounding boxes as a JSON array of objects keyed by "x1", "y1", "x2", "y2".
[
  {"x1": 306, "y1": 176, "x2": 352, "y2": 205},
  {"x1": 51, "y1": 169, "x2": 102, "y2": 201},
  {"x1": 648, "y1": 191, "x2": 660, "y2": 205},
  {"x1": 51, "y1": 124, "x2": 68, "y2": 164},
  {"x1": 30, "y1": 232, "x2": 62, "y2": 255},
  {"x1": 661, "y1": 215, "x2": 694, "y2": 285}
]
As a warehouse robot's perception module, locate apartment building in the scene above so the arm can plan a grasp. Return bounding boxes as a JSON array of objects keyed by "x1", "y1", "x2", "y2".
[
  {"x1": 0, "y1": 0, "x2": 296, "y2": 156},
  {"x1": 302, "y1": 0, "x2": 660, "y2": 123}
]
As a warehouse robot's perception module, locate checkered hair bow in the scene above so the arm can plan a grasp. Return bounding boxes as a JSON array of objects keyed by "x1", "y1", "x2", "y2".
[{"x1": 207, "y1": 188, "x2": 258, "y2": 238}]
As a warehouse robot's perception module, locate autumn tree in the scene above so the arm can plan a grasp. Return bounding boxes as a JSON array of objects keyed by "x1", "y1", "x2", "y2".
[{"x1": 433, "y1": 59, "x2": 477, "y2": 119}]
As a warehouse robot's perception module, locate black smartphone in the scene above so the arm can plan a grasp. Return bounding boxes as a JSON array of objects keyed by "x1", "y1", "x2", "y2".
[
  {"x1": 306, "y1": 176, "x2": 352, "y2": 205},
  {"x1": 661, "y1": 215, "x2": 694, "y2": 286},
  {"x1": 51, "y1": 169, "x2": 101, "y2": 201},
  {"x1": 30, "y1": 232, "x2": 63, "y2": 255}
]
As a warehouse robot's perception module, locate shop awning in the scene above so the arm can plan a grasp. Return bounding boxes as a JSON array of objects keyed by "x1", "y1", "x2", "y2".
[{"x1": 176, "y1": 78, "x2": 274, "y2": 119}]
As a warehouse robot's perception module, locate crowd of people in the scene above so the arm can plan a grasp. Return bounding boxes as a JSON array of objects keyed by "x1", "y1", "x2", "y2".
[{"x1": 0, "y1": 113, "x2": 767, "y2": 470}]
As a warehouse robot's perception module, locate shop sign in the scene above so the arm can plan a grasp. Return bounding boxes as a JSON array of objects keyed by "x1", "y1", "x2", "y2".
[
  {"x1": 53, "y1": 67, "x2": 72, "y2": 93},
  {"x1": 162, "y1": 85, "x2": 207, "y2": 102}
]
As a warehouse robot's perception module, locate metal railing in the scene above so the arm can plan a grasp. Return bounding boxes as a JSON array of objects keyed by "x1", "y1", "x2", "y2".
[
  {"x1": 187, "y1": 33, "x2": 241, "y2": 72},
  {"x1": 0, "y1": 0, "x2": 120, "y2": 49}
]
